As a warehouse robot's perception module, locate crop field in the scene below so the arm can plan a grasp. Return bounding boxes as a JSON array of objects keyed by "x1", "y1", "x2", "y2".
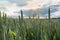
[{"x1": 0, "y1": 8, "x2": 60, "y2": 40}]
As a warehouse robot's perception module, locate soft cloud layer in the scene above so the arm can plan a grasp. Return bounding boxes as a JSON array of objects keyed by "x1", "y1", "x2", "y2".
[{"x1": 0, "y1": 0, "x2": 60, "y2": 18}]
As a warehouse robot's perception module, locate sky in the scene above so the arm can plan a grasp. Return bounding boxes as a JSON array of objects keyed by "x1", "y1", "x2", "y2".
[{"x1": 0, "y1": 0, "x2": 60, "y2": 18}]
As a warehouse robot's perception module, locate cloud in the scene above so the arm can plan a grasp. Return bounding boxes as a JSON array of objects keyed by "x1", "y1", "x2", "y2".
[
  {"x1": 13, "y1": 4, "x2": 60, "y2": 18},
  {"x1": 51, "y1": 11, "x2": 60, "y2": 18},
  {"x1": 7, "y1": 0, "x2": 28, "y2": 7},
  {"x1": 51, "y1": 0, "x2": 60, "y2": 5},
  {"x1": 0, "y1": 7, "x2": 7, "y2": 11},
  {"x1": 51, "y1": 5, "x2": 60, "y2": 18},
  {"x1": 0, "y1": 0, "x2": 60, "y2": 18},
  {"x1": 50, "y1": 5, "x2": 60, "y2": 13},
  {"x1": 6, "y1": 0, "x2": 50, "y2": 10}
]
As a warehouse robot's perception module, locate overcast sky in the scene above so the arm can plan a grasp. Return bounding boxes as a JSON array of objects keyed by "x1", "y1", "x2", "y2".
[{"x1": 0, "y1": 0, "x2": 60, "y2": 18}]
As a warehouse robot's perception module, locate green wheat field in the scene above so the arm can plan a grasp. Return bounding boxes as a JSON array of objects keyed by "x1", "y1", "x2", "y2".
[{"x1": 0, "y1": 8, "x2": 60, "y2": 40}]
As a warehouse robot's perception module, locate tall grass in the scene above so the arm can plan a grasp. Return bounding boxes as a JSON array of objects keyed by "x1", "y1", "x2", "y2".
[{"x1": 0, "y1": 8, "x2": 60, "y2": 40}]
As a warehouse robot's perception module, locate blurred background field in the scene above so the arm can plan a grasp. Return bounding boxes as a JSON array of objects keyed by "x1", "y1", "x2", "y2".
[{"x1": 0, "y1": 9, "x2": 60, "y2": 40}]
